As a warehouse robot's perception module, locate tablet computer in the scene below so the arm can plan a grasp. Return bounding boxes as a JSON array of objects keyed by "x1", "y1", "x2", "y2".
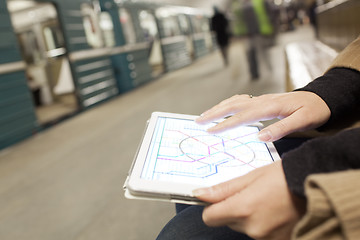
[{"x1": 124, "y1": 112, "x2": 280, "y2": 205}]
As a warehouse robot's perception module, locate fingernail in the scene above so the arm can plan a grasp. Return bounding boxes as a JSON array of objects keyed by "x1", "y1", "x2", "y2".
[
  {"x1": 193, "y1": 188, "x2": 210, "y2": 197},
  {"x1": 258, "y1": 130, "x2": 273, "y2": 142},
  {"x1": 200, "y1": 110, "x2": 211, "y2": 118}
]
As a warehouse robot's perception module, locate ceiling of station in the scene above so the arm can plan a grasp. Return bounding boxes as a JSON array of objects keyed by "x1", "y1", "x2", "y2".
[
  {"x1": 7, "y1": 0, "x2": 231, "y2": 13},
  {"x1": 137, "y1": 0, "x2": 230, "y2": 12}
]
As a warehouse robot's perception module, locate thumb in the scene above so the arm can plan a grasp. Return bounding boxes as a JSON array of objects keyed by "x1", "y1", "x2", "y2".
[{"x1": 192, "y1": 184, "x2": 230, "y2": 203}]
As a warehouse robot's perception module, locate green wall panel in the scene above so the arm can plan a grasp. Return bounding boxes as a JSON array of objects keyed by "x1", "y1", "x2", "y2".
[
  {"x1": 111, "y1": 47, "x2": 153, "y2": 93},
  {"x1": 0, "y1": 71, "x2": 38, "y2": 150},
  {"x1": 0, "y1": 3, "x2": 38, "y2": 150},
  {"x1": 0, "y1": 4, "x2": 22, "y2": 64},
  {"x1": 72, "y1": 56, "x2": 118, "y2": 107}
]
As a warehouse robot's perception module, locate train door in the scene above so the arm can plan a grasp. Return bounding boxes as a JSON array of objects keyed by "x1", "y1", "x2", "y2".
[
  {"x1": 156, "y1": 7, "x2": 191, "y2": 71},
  {"x1": 202, "y1": 17, "x2": 214, "y2": 51},
  {"x1": 190, "y1": 14, "x2": 211, "y2": 58},
  {"x1": 7, "y1": 1, "x2": 78, "y2": 125},
  {"x1": 138, "y1": 9, "x2": 164, "y2": 77},
  {"x1": 178, "y1": 14, "x2": 194, "y2": 60}
]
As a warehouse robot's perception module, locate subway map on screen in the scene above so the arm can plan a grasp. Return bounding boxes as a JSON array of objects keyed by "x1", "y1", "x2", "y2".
[{"x1": 141, "y1": 117, "x2": 275, "y2": 186}]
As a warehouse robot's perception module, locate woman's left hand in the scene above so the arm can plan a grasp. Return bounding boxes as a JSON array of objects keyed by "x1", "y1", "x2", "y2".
[{"x1": 193, "y1": 161, "x2": 306, "y2": 240}]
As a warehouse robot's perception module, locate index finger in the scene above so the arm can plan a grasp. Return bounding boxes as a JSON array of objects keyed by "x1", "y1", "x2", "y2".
[
  {"x1": 196, "y1": 94, "x2": 253, "y2": 125},
  {"x1": 206, "y1": 107, "x2": 277, "y2": 134}
]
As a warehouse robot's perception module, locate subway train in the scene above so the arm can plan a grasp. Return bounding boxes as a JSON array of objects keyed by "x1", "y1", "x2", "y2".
[{"x1": 0, "y1": 0, "x2": 216, "y2": 150}]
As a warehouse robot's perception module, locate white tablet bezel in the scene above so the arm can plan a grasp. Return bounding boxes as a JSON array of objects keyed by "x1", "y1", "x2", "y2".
[{"x1": 125, "y1": 112, "x2": 280, "y2": 203}]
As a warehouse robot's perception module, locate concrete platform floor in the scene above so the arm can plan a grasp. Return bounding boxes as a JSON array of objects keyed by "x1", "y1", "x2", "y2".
[{"x1": 0, "y1": 26, "x2": 315, "y2": 240}]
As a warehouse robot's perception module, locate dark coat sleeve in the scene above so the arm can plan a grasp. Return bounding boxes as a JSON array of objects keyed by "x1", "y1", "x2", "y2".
[
  {"x1": 283, "y1": 67, "x2": 360, "y2": 198},
  {"x1": 296, "y1": 67, "x2": 360, "y2": 129},
  {"x1": 282, "y1": 128, "x2": 360, "y2": 198}
]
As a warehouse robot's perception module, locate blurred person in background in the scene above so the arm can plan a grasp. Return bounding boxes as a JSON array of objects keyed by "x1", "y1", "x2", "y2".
[
  {"x1": 243, "y1": 0, "x2": 275, "y2": 80},
  {"x1": 211, "y1": 6, "x2": 231, "y2": 67}
]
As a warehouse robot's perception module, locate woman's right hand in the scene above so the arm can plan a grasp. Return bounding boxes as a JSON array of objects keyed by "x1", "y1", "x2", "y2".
[{"x1": 196, "y1": 91, "x2": 331, "y2": 142}]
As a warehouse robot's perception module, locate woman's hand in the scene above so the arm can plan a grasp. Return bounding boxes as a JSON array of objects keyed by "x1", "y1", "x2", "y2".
[
  {"x1": 194, "y1": 161, "x2": 306, "y2": 240},
  {"x1": 196, "y1": 91, "x2": 331, "y2": 142}
]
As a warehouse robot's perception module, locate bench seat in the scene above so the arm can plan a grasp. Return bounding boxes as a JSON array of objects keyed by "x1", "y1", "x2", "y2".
[{"x1": 285, "y1": 41, "x2": 338, "y2": 91}]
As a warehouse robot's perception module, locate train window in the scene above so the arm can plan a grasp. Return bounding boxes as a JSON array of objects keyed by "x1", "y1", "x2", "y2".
[
  {"x1": 99, "y1": 12, "x2": 116, "y2": 47},
  {"x1": 81, "y1": 3, "x2": 104, "y2": 48},
  {"x1": 119, "y1": 8, "x2": 137, "y2": 44},
  {"x1": 138, "y1": 10, "x2": 158, "y2": 42},
  {"x1": 201, "y1": 18, "x2": 210, "y2": 32},
  {"x1": 17, "y1": 31, "x2": 42, "y2": 64},
  {"x1": 156, "y1": 7, "x2": 181, "y2": 38},
  {"x1": 43, "y1": 24, "x2": 65, "y2": 50},
  {"x1": 178, "y1": 14, "x2": 191, "y2": 35},
  {"x1": 190, "y1": 15, "x2": 203, "y2": 33},
  {"x1": 161, "y1": 16, "x2": 181, "y2": 37}
]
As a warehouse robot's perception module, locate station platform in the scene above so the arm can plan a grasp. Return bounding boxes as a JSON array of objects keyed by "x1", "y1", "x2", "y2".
[{"x1": 0, "y1": 26, "x2": 316, "y2": 240}]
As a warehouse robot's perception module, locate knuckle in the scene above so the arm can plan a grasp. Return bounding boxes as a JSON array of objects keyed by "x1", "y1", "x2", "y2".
[
  {"x1": 275, "y1": 120, "x2": 289, "y2": 132},
  {"x1": 229, "y1": 195, "x2": 254, "y2": 218},
  {"x1": 246, "y1": 225, "x2": 270, "y2": 239},
  {"x1": 264, "y1": 103, "x2": 279, "y2": 115},
  {"x1": 227, "y1": 105, "x2": 239, "y2": 114},
  {"x1": 227, "y1": 94, "x2": 241, "y2": 102},
  {"x1": 238, "y1": 198, "x2": 254, "y2": 217}
]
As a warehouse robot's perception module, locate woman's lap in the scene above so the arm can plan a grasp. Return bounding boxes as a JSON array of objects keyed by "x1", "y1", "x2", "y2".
[{"x1": 156, "y1": 204, "x2": 252, "y2": 240}]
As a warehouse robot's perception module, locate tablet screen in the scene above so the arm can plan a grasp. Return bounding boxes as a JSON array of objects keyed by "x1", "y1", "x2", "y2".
[{"x1": 140, "y1": 116, "x2": 275, "y2": 187}]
